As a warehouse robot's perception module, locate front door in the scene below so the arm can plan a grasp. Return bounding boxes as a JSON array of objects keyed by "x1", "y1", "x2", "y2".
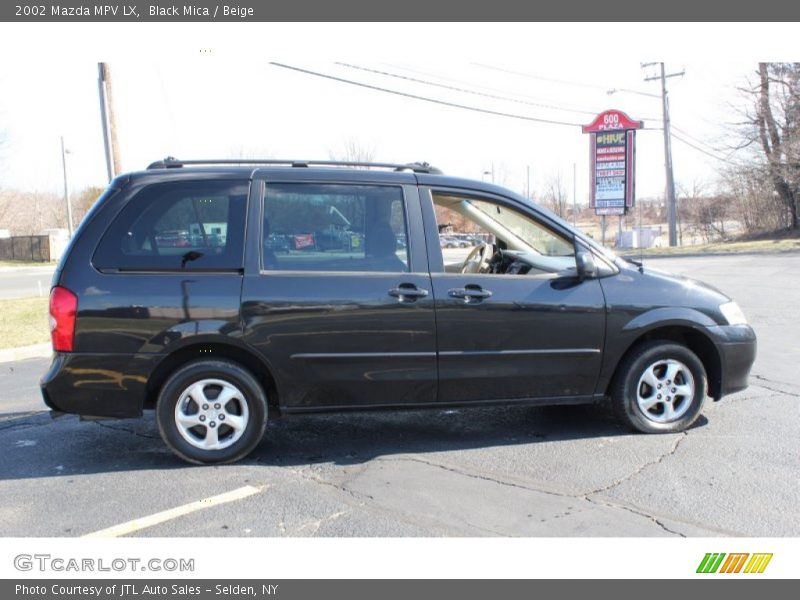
[
  {"x1": 423, "y1": 188, "x2": 606, "y2": 403},
  {"x1": 241, "y1": 178, "x2": 437, "y2": 411}
]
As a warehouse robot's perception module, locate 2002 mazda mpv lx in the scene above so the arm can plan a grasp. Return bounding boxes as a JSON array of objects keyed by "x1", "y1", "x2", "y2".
[{"x1": 42, "y1": 159, "x2": 757, "y2": 464}]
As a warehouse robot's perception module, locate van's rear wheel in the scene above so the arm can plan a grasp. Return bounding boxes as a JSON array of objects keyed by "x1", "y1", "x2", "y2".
[
  {"x1": 612, "y1": 341, "x2": 706, "y2": 433},
  {"x1": 156, "y1": 360, "x2": 267, "y2": 464}
]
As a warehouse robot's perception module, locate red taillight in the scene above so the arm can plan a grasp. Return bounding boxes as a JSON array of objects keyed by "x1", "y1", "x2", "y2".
[{"x1": 49, "y1": 286, "x2": 77, "y2": 352}]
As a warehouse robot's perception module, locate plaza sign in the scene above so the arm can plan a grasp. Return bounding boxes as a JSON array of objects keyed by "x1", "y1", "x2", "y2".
[{"x1": 582, "y1": 110, "x2": 643, "y2": 216}]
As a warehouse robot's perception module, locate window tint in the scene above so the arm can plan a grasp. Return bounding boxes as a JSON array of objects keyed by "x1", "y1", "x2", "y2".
[
  {"x1": 94, "y1": 180, "x2": 248, "y2": 271},
  {"x1": 263, "y1": 183, "x2": 409, "y2": 273}
]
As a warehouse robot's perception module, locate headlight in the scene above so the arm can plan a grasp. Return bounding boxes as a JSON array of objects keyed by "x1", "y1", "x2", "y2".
[{"x1": 720, "y1": 301, "x2": 748, "y2": 326}]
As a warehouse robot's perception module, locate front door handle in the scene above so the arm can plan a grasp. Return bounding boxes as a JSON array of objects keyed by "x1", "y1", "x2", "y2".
[
  {"x1": 448, "y1": 284, "x2": 492, "y2": 303},
  {"x1": 389, "y1": 283, "x2": 429, "y2": 302}
]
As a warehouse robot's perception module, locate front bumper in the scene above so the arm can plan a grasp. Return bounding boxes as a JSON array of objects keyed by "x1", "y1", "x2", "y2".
[
  {"x1": 706, "y1": 324, "x2": 757, "y2": 399},
  {"x1": 41, "y1": 352, "x2": 162, "y2": 418}
]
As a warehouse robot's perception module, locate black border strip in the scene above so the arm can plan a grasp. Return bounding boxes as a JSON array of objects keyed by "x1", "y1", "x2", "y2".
[{"x1": 2, "y1": 1, "x2": 799, "y2": 22}]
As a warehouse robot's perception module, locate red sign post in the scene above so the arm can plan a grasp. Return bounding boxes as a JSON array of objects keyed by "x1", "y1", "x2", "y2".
[{"x1": 582, "y1": 110, "x2": 643, "y2": 216}]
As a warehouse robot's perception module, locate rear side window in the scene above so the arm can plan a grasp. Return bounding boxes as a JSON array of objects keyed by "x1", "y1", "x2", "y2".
[
  {"x1": 93, "y1": 179, "x2": 248, "y2": 271},
  {"x1": 262, "y1": 183, "x2": 409, "y2": 273}
]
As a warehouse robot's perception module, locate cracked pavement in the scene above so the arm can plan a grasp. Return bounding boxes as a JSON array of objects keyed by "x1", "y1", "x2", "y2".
[{"x1": 0, "y1": 254, "x2": 797, "y2": 537}]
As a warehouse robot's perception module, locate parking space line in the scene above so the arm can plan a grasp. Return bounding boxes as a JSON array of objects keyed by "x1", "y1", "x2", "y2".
[{"x1": 82, "y1": 485, "x2": 264, "y2": 538}]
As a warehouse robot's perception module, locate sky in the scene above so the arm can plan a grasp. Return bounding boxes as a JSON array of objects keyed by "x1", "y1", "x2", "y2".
[{"x1": 0, "y1": 23, "x2": 786, "y2": 205}]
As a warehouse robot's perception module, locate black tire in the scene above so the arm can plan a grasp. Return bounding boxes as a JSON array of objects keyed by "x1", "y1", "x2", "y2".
[
  {"x1": 611, "y1": 341, "x2": 707, "y2": 433},
  {"x1": 156, "y1": 359, "x2": 267, "y2": 465}
]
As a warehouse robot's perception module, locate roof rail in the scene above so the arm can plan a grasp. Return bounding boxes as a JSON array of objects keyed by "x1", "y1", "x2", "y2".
[{"x1": 146, "y1": 157, "x2": 443, "y2": 174}]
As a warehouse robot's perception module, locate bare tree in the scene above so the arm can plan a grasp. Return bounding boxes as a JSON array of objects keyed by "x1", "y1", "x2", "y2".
[
  {"x1": 736, "y1": 63, "x2": 800, "y2": 229},
  {"x1": 0, "y1": 189, "x2": 63, "y2": 234},
  {"x1": 722, "y1": 163, "x2": 788, "y2": 233},
  {"x1": 541, "y1": 172, "x2": 568, "y2": 218},
  {"x1": 677, "y1": 180, "x2": 708, "y2": 244},
  {"x1": 71, "y1": 186, "x2": 107, "y2": 226},
  {"x1": 226, "y1": 145, "x2": 274, "y2": 160},
  {"x1": 0, "y1": 126, "x2": 8, "y2": 190},
  {"x1": 328, "y1": 139, "x2": 376, "y2": 166}
]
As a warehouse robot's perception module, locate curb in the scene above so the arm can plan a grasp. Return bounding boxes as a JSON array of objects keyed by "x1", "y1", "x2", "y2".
[
  {"x1": 0, "y1": 343, "x2": 51, "y2": 364},
  {"x1": 0, "y1": 265, "x2": 56, "y2": 273},
  {"x1": 621, "y1": 249, "x2": 800, "y2": 260}
]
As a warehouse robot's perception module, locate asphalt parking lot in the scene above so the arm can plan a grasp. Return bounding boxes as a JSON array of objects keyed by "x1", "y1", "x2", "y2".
[{"x1": 0, "y1": 253, "x2": 798, "y2": 537}]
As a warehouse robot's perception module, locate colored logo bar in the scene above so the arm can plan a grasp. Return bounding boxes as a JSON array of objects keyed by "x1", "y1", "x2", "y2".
[{"x1": 697, "y1": 553, "x2": 773, "y2": 574}]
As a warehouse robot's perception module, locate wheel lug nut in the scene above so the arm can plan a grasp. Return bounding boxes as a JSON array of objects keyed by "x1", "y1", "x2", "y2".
[
  {"x1": 214, "y1": 403, "x2": 221, "y2": 409},
  {"x1": 202, "y1": 404, "x2": 209, "y2": 410},
  {"x1": 199, "y1": 415, "x2": 206, "y2": 422},
  {"x1": 657, "y1": 384, "x2": 662, "y2": 389},
  {"x1": 671, "y1": 388, "x2": 676, "y2": 393},
  {"x1": 657, "y1": 394, "x2": 662, "y2": 399},
  {"x1": 219, "y1": 414, "x2": 225, "y2": 420},
  {"x1": 209, "y1": 422, "x2": 216, "y2": 428}
]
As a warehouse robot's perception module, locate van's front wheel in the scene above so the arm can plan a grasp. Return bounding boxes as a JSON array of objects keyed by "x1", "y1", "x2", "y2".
[
  {"x1": 156, "y1": 360, "x2": 267, "y2": 464},
  {"x1": 612, "y1": 341, "x2": 706, "y2": 433}
]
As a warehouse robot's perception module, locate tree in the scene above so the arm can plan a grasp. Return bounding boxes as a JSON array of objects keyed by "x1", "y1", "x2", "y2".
[
  {"x1": 328, "y1": 139, "x2": 375, "y2": 166},
  {"x1": 541, "y1": 172, "x2": 568, "y2": 218},
  {"x1": 722, "y1": 163, "x2": 787, "y2": 234},
  {"x1": 0, "y1": 189, "x2": 62, "y2": 234},
  {"x1": 72, "y1": 186, "x2": 107, "y2": 225},
  {"x1": 0, "y1": 125, "x2": 8, "y2": 194},
  {"x1": 738, "y1": 63, "x2": 800, "y2": 229},
  {"x1": 677, "y1": 180, "x2": 708, "y2": 244}
]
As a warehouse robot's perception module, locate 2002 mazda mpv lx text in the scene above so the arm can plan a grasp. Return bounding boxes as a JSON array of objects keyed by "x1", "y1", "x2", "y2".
[{"x1": 41, "y1": 159, "x2": 757, "y2": 464}]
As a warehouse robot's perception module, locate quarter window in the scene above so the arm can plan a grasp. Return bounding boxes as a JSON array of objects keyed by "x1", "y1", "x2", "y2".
[
  {"x1": 262, "y1": 183, "x2": 409, "y2": 273},
  {"x1": 93, "y1": 180, "x2": 248, "y2": 271}
]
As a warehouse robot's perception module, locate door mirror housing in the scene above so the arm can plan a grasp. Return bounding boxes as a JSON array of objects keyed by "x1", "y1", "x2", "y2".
[{"x1": 576, "y1": 248, "x2": 598, "y2": 281}]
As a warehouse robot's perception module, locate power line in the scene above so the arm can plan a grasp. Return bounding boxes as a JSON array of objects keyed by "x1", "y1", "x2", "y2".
[
  {"x1": 671, "y1": 132, "x2": 741, "y2": 165},
  {"x1": 337, "y1": 62, "x2": 600, "y2": 117},
  {"x1": 671, "y1": 124, "x2": 724, "y2": 153},
  {"x1": 270, "y1": 62, "x2": 584, "y2": 128},
  {"x1": 472, "y1": 62, "x2": 612, "y2": 92},
  {"x1": 383, "y1": 62, "x2": 606, "y2": 113},
  {"x1": 272, "y1": 63, "x2": 740, "y2": 170}
]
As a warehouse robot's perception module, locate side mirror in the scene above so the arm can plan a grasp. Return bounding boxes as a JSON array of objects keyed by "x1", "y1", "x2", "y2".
[{"x1": 576, "y1": 248, "x2": 598, "y2": 281}]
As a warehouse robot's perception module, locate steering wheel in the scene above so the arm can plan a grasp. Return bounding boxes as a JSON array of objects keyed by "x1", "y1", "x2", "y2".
[{"x1": 460, "y1": 242, "x2": 493, "y2": 274}]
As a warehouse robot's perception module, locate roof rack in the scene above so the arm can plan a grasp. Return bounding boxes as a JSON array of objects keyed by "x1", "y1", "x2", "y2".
[{"x1": 146, "y1": 157, "x2": 443, "y2": 174}]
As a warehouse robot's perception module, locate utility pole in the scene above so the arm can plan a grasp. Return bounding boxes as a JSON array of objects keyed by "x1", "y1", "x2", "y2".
[
  {"x1": 572, "y1": 162, "x2": 577, "y2": 226},
  {"x1": 97, "y1": 63, "x2": 122, "y2": 181},
  {"x1": 643, "y1": 62, "x2": 683, "y2": 247},
  {"x1": 526, "y1": 165, "x2": 531, "y2": 200},
  {"x1": 60, "y1": 136, "x2": 74, "y2": 237}
]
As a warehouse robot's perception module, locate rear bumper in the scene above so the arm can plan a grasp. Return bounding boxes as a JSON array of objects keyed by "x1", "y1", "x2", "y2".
[
  {"x1": 40, "y1": 352, "x2": 162, "y2": 418},
  {"x1": 706, "y1": 324, "x2": 757, "y2": 399}
]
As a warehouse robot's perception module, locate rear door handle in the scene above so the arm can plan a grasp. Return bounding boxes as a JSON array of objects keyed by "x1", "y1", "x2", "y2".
[
  {"x1": 448, "y1": 284, "x2": 492, "y2": 303},
  {"x1": 389, "y1": 283, "x2": 429, "y2": 302}
]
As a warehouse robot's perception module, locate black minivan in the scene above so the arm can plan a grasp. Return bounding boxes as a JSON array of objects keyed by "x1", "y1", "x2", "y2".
[{"x1": 42, "y1": 159, "x2": 757, "y2": 464}]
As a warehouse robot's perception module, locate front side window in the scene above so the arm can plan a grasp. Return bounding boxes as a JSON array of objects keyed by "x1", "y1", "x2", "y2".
[
  {"x1": 93, "y1": 180, "x2": 248, "y2": 271},
  {"x1": 262, "y1": 183, "x2": 409, "y2": 273},
  {"x1": 432, "y1": 191, "x2": 575, "y2": 275}
]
